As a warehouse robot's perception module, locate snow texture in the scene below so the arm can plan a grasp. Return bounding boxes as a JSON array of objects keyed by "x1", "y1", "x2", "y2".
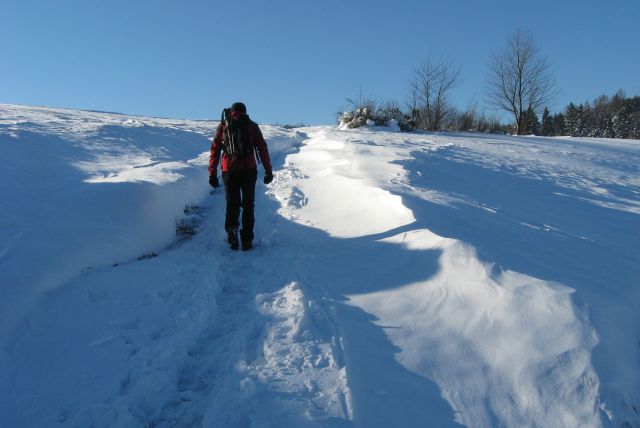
[{"x1": 1, "y1": 104, "x2": 639, "y2": 427}]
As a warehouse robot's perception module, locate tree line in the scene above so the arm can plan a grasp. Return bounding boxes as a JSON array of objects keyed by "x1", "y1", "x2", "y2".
[
  {"x1": 537, "y1": 92, "x2": 640, "y2": 139},
  {"x1": 338, "y1": 29, "x2": 639, "y2": 140}
]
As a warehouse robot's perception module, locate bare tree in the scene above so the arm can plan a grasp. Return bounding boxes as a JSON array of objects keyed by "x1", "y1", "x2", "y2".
[
  {"x1": 412, "y1": 54, "x2": 461, "y2": 131},
  {"x1": 486, "y1": 28, "x2": 557, "y2": 135}
]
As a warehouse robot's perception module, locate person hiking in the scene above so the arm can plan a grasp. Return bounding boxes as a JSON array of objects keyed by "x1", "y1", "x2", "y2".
[{"x1": 208, "y1": 102, "x2": 273, "y2": 251}]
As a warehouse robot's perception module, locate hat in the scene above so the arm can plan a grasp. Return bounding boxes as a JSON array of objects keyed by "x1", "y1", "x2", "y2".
[{"x1": 230, "y1": 102, "x2": 247, "y2": 114}]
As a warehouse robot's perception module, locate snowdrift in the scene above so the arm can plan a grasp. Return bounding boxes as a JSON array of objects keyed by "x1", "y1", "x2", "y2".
[{"x1": 1, "y1": 105, "x2": 211, "y2": 337}]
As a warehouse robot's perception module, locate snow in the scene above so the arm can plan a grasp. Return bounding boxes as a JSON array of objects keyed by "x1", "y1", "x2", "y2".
[
  {"x1": 1, "y1": 104, "x2": 639, "y2": 427},
  {"x1": 270, "y1": 130, "x2": 414, "y2": 238},
  {"x1": 0, "y1": 105, "x2": 212, "y2": 342}
]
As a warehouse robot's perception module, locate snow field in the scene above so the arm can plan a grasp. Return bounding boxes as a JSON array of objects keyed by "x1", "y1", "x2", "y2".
[
  {"x1": 275, "y1": 128, "x2": 606, "y2": 426},
  {"x1": 2, "y1": 105, "x2": 639, "y2": 427}
]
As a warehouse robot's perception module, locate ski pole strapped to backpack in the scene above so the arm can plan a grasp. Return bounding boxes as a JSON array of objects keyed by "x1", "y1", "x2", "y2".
[{"x1": 221, "y1": 108, "x2": 250, "y2": 160}]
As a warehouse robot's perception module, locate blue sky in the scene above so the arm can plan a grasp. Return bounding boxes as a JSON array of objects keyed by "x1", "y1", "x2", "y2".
[{"x1": 2, "y1": 0, "x2": 639, "y2": 125}]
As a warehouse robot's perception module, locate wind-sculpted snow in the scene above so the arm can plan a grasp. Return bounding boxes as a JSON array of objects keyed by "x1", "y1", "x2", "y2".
[
  {"x1": 0, "y1": 105, "x2": 213, "y2": 308},
  {"x1": 271, "y1": 128, "x2": 624, "y2": 427},
  {"x1": 1, "y1": 105, "x2": 638, "y2": 427},
  {"x1": 351, "y1": 230, "x2": 599, "y2": 426},
  {"x1": 269, "y1": 131, "x2": 415, "y2": 238}
]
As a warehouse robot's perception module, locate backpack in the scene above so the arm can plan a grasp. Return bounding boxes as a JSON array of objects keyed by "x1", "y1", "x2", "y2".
[{"x1": 221, "y1": 108, "x2": 253, "y2": 160}]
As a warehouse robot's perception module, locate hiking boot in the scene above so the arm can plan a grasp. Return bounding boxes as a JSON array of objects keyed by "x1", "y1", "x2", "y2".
[
  {"x1": 241, "y1": 240, "x2": 253, "y2": 251},
  {"x1": 227, "y1": 228, "x2": 239, "y2": 250}
]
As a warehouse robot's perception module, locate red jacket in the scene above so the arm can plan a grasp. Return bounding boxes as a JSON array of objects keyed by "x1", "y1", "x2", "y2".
[{"x1": 209, "y1": 116, "x2": 272, "y2": 174}]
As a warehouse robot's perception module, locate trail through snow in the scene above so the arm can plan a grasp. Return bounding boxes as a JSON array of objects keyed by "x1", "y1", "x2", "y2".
[{"x1": 2, "y1": 105, "x2": 639, "y2": 427}]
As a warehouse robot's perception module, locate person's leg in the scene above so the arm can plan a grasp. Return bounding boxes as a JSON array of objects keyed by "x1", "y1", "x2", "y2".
[
  {"x1": 222, "y1": 171, "x2": 241, "y2": 249},
  {"x1": 239, "y1": 169, "x2": 258, "y2": 248}
]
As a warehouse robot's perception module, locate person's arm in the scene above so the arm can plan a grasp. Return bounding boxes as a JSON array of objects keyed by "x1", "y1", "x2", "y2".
[
  {"x1": 254, "y1": 125, "x2": 272, "y2": 172},
  {"x1": 209, "y1": 124, "x2": 224, "y2": 176}
]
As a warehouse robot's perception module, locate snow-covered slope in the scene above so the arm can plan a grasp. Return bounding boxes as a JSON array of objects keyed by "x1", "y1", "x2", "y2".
[
  {"x1": 0, "y1": 105, "x2": 210, "y2": 338},
  {"x1": 1, "y1": 104, "x2": 638, "y2": 427}
]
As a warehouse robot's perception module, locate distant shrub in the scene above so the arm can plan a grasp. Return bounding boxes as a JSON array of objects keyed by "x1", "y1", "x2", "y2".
[
  {"x1": 276, "y1": 123, "x2": 307, "y2": 129},
  {"x1": 338, "y1": 108, "x2": 370, "y2": 129},
  {"x1": 338, "y1": 98, "x2": 375, "y2": 129},
  {"x1": 338, "y1": 99, "x2": 412, "y2": 131},
  {"x1": 452, "y1": 105, "x2": 507, "y2": 134}
]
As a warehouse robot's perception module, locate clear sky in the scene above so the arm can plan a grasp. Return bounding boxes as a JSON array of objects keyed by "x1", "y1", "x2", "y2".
[{"x1": 2, "y1": 0, "x2": 639, "y2": 125}]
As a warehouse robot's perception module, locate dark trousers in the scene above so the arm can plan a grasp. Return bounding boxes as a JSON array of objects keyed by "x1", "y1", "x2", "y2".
[{"x1": 222, "y1": 169, "x2": 258, "y2": 243}]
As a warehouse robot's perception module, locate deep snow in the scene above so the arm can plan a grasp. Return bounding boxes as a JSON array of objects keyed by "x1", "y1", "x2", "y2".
[{"x1": 1, "y1": 104, "x2": 639, "y2": 427}]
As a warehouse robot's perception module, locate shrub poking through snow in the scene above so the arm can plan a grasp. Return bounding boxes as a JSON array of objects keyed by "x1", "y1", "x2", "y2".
[{"x1": 339, "y1": 99, "x2": 412, "y2": 131}]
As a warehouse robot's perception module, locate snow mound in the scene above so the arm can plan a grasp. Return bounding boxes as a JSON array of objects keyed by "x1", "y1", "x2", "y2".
[
  {"x1": 271, "y1": 130, "x2": 415, "y2": 238},
  {"x1": 353, "y1": 229, "x2": 599, "y2": 427}
]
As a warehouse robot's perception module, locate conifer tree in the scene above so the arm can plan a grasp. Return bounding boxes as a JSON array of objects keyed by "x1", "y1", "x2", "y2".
[
  {"x1": 540, "y1": 107, "x2": 553, "y2": 136},
  {"x1": 549, "y1": 91, "x2": 640, "y2": 139},
  {"x1": 553, "y1": 113, "x2": 565, "y2": 136},
  {"x1": 582, "y1": 102, "x2": 595, "y2": 137},
  {"x1": 575, "y1": 104, "x2": 587, "y2": 137},
  {"x1": 612, "y1": 101, "x2": 633, "y2": 138},
  {"x1": 591, "y1": 95, "x2": 610, "y2": 138},
  {"x1": 523, "y1": 106, "x2": 540, "y2": 135},
  {"x1": 603, "y1": 116, "x2": 615, "y2": 138},
  {"x1": 565, "y1": 103, "x2": 579, "y2": 136}
]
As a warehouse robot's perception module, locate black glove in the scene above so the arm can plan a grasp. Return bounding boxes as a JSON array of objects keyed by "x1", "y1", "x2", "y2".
[
  {"x1": 264, "y1": 170, "x2": 273, "y2": 185},
  {"x1": 209, "y1": 175, "x2": 219, "y2": 188}
]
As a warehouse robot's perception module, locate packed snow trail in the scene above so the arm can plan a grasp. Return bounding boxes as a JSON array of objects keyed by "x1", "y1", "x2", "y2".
[
  {"x1": 1, "y1": 107, "x2": 354, "y2": 427},
  {"x1": 2, "y1": 105, "x2": 639, "y2": 427}
]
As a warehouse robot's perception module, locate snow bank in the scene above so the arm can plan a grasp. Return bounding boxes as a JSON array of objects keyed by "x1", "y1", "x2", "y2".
[
  {"x1": 270, "y1": 129, "x2": 414, "y2": 237},
  {"x1": 0, "y1": 105, "x2": 216, "y2": 341}
]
